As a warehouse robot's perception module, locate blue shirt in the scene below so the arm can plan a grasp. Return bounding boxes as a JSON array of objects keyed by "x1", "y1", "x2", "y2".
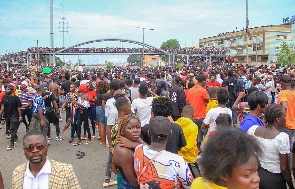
[
  {"x1": 245, "y1": 80, "x2": 252, "y2": 90},
  {"x1": 240, "y1": 114, "x2": 265, "y2": 132},
  {"x1": 33, "y1": 94, "x2": 46, "y2": 114}
]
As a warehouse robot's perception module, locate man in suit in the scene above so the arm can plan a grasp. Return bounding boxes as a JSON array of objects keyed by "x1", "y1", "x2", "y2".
[{"x1": 12, "y1": 130, "x2": 81, "y2": 189}]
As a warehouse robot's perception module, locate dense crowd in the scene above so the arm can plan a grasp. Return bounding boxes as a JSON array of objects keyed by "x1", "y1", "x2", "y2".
[
  {"x1": 1, "y1": 46, "x2": 227, "y2": 64},
  {"x1": 0, "y1": 62, "x2": 295, "y2": 189}
]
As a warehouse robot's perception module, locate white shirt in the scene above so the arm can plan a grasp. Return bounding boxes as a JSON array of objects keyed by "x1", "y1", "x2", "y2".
[
  {"x1": 264, "y1": 81, "x2": 273, "y2": 98},
  {"x1": 203, "y1": 107, "x2": 232, "y2": 132},
  {"x1": 132, "y1": 97, "x2": 153, "y2": 127},
  {"x1": 23, "y1": 159, "x2": 51, "y2": 189},
  {"x1": 247, "y1": 125, "x2": 290, "y2": 173}
]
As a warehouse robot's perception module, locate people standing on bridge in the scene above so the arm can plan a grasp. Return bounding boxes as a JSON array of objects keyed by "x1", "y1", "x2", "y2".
[{"x1": 0, "y1": 84, "x2": 22, "y2": 150}]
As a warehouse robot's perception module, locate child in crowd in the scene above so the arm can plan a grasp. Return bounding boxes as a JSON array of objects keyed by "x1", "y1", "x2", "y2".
[
  {"x1": 175, "y1": 105, "x2": 199, "y2": 177},
  {"x1": 206, "y1": 86, "x2": 218, "y2": 113},
  {"x1": 201, "y1": 88, "x2": 232, "y2": 135}
]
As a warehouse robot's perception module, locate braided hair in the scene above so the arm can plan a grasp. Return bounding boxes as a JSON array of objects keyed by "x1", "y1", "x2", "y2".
[
  {"x1": 111, "y1": 114, "x2": 141, "y2": 173},
  {"x1": 264, "y1": 104, "x2": 284, "y2": 125}
]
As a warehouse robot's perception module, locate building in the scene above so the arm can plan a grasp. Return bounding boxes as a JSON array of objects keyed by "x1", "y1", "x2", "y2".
[
  {"x1": 144, "y1": 55, "x2": 164, "y2": 66},
  {"x1": 199, "y1": 23, "x2": 295, "y2": 65}
]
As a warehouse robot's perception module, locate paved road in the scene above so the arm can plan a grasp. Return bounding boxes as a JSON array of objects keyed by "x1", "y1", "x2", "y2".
[{"x1": 0, "y1": 112, "x2": 117, "y2": 189}]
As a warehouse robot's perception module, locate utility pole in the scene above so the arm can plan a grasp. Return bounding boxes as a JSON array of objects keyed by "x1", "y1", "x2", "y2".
[
  {"x1": 59, "y1": 17, "x2": 68, "y2": 62},
  {"x1": 37, "y1": 40, "x2": 40, "y2": 69},
  {"x1": 50, "y1": 0, "x2": 54, "y2": 66},
  {"x1": 246, "y1": 0, "x2": 249, "y2": 65},
  {"x1": 59, "y1": 17, "x2": 68, "y2": 48}
]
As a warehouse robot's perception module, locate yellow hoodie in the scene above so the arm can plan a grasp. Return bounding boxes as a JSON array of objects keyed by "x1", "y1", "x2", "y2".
[{"x1": 175, "y1": 117, "x2": 199, "y2": 163}]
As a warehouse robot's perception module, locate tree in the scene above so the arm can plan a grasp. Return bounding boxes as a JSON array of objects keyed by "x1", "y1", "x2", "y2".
[
  {"x1": 127, "y1": 54, "x2": 142, "y2": 65},
  {"x1": 55, "y1": 57, "x2": 66, "y2": 67},
  {"x1": 277, "y1": 42, "x2": 295, "y2": 67},
  {"x1": 160, "y1": 39, "x2": 180, "y2": 63},
  {"x1": 105, "y1": 61, "x2": 114, "y2": 69},
  {"x1": 160, "y1": 39, "x2": 181, "y2": 50}
]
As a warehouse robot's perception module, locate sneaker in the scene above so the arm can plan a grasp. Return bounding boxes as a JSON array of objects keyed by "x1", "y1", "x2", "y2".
[
  {"x1": 48, "y1": 138, "x2": 53, "y2": 143},
  {"x1": 6, "y1": 134, "x2": 10, "y2": 139},
  {"x1": 6, "y1": 144, "x2": 14, "y2": 151},
  {"x1": 0, "y1": 125, "x2": 1, "y2": 129},
  {"x1": 56, "y1": 136, "x2": 61, "y2": 141}
]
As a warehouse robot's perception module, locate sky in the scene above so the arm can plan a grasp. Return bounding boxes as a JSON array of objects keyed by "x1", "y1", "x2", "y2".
[{"x1": 0, "y1": 0, "x2": 294, "y2": 64}]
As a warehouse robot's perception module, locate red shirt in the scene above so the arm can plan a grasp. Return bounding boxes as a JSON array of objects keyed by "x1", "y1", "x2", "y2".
[
  {"x1": 87, "y1": 90, "x2": 97, "y2": 105},
  {"x1": 207, "y1": 81, "x2": 221, "y2": 88}
]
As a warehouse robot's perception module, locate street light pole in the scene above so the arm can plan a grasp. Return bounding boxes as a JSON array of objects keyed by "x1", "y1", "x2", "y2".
[
  {"x1": 246, "y1": 0, "x2": 249, "y2": 65},
  {"x1": 134, "y1": 26, "x2": 154, "y2": 66}
]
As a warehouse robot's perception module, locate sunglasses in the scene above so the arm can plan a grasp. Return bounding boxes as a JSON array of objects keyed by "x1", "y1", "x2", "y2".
[{"x1": 23, "y1": 143, "x2": 47, "y2": 152}]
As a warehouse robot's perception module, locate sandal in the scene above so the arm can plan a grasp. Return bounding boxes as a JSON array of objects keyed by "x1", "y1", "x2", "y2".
[
  {"x1": 102, "y1": 180, "x2": 117, "y2": 188},
  {"x1": 73, "y1": 140, "x2": 82, "y2": 146},
  {"x1": 69, "y1": 138, "x2": 74, "y2": 143},
  {"x1": 85, "y1": 140, "x2": 92, "y2": 144}
]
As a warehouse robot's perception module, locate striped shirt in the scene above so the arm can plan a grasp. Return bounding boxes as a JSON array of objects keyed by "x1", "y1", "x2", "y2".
[{"x1": 18, "y1": 90, "x2": 33, "y2": 109}]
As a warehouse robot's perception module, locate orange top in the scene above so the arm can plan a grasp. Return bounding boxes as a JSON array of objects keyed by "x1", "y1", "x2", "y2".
[
  {"x1": 186, "y1": 85, "x2": 209, "y2": 119},
  {"x1": 278, "y1": 90, "x2": 295, "y2": 129}
]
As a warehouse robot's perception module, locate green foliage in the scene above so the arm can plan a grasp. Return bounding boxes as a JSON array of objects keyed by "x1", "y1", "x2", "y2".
[
  {"x1": 278, "y1": 42, "x2": 295, "y2": 67},
  {"x1": 127, "y1": 54, "x2": 142, "y2": 65},
  {"x1": 55, "y1": 57, "x2": 66, "y2": 67},
  {"x1": 176, "y1": 63, "x2": 183, "y2": 69},
  {"x1": 105, "y1": 61, "x2": 114, "y2": 69},
  {"x1": 160, "y1": 39, "x2": 180, "y2": 63},
  {"x1": 160, "y1": 39, "x2": 180, "y2": 50}
]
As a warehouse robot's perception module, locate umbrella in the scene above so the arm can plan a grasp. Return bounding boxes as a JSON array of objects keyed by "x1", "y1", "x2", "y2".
[{"x1": 42, "y1": 67, "x2": 52, "y2": 74}]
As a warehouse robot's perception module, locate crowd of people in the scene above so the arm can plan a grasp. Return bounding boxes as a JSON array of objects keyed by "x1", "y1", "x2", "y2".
[
  {"x1": 0, "y1": 62, "x2": 295, "y2": 188},
  {"x1": 1, "y1": 46, "x2": 227, "y2": 65}
]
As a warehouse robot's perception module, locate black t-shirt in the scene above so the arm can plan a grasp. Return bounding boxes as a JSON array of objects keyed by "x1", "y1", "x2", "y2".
[
  {"x1": 61, "y1": 80, "x2": 73, "y2": 95},
  {"x1": 1, "y1": 95, "x2": 21, "y2": 120},
  {"x1": 96, "y1": 92, "x2": 106, "y2": 106},
  {"x1": 43, "y1": 92, "x2": 56, "y2": 107},
  {"x1": 222, "y1": 76, "x2": 236, "y2": 99},
  {"x1": 141, "y1": 122, "x2": 186, "y2": 154}
]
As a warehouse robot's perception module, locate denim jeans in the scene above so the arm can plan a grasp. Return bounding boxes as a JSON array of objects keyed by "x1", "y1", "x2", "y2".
[
  {"x1": 77, "y1": 109, "x2": 91, "y2": 140},
  {"x1": 96, "y1": 106, "x2": 105, "y2": 124},
  {"x1": 71, "y1": 110, "x2": 78, "y2": 138},
  {"x1": 88, "y1": 104, "x2": 96, "y2": 136},
  {"x1": 6, "y1": 119, "x2": 19, "y2": 144},
  {"x1": 105, "y1": 150, "x2": 112, "y2": 180},
  {"x1": 227, "y1": 99, "x2": 237, "y2": 124},
  {"x1": 21, "y1": 108, "x2": 32, "y2": 128}
]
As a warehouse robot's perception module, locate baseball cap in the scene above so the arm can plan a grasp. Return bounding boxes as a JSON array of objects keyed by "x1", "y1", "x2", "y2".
[
  {"x1": 35, "y1": 85, "x2": 44, "y2": 91},
  {"x1": 41, "y1": 82, "x2": 48, "y2": 88},
  {"x1": 280, "y1": 75, "x2": 292, "y2": 83},
  {"x1": 149, "y1": 116, "x2": 171, "y2": 140},
  {"x1": 21, "y1": 81, "x2": 29, "y2": 87}
]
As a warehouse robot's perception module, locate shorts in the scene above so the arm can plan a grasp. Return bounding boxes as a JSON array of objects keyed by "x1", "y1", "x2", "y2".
[
  {"x1": 96, "y1": 106, "x2": 105, "y2": 124},
  {"x1": 194, "y1": 118, "x2": 207, "y2": 143}
]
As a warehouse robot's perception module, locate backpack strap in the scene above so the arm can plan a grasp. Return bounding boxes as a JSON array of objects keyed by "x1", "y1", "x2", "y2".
[{"x1": 138, "y1": 149, "x2": 164, "y2": 182}]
